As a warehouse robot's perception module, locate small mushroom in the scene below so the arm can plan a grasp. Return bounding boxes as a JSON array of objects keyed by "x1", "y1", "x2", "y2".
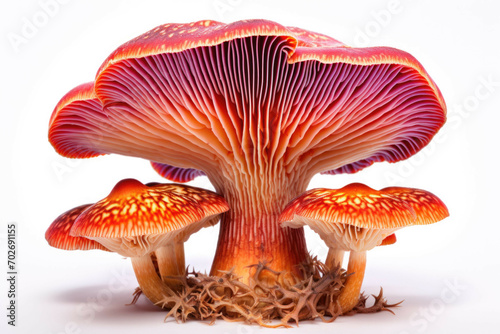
[
  {"x1": 279, "y1": 183, "x2": 449, "y2": 314},
  {"x1": 68, "y1": 178, "x2": 228, "y2": 304},
  {"x1": 45, "y1": 204, "x2": 109, "y2": 251}
]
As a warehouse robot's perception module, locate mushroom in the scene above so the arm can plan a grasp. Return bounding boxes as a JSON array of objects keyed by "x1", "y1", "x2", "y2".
[
  {"x1": 48, "y1": 19, "x2": 446, "y2": 284},
  {"x1": 68, "y1": 178, "x2": 229, "y2": 304},
  {"x1": 45, "y1": 204, "x2": 109, "y2": 251},
  {"x1": 279, "y1": 183, "x2": 449, "y2": 314}
]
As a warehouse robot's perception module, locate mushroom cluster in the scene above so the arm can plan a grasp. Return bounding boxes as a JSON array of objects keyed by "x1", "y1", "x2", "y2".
[{"x1": 46, "y1": 19, "x2": 448, "y2": 326}]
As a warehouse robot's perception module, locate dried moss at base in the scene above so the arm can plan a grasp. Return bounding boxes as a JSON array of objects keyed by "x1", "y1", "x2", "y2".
[{"x1": 131, "y1": 258, "x2": 400, "y2": 327}]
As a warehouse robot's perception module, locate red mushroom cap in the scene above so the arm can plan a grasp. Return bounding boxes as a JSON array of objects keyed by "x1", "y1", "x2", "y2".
[
  {"x1": 45, "y1": 204, "x2": 109, "y2": 251},
  {"x1": 280, "y1": 183, "x2": 416, "y2": 229},
  {"x1": 71, "y1": 179, "x2": 229, "y2": 257},
  {"x1": 381, "y1": 186, "x2": 449, "y2": 224},
  {"x1": 48, "y1": 82, "x2": 108, "y2": 159},
  {"x1": 49, "y1": 19, "x2": 446, "y2": 182},
  {"x1": 280, "y1": 183, "x2": 447, "y2": 252}
]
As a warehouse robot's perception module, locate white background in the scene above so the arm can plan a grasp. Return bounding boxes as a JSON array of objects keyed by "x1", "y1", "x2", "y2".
[{"x1": 1, "y1": 0, "x2": 499, "y2": 333}]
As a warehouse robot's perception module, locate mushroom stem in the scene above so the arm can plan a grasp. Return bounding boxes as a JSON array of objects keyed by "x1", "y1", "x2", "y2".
[
  {"x1": 336, "y1": 250, "x2": 367, "y2": 314},
  {"x1": 130, "y1": 255, "x2": 173, "y2": 306},
  {"x1": 210, "y1": 176, "x2": 310, "y2": 284},
  {"x1": 210, "y1": 211, "x2": 308, "y2": 283},
  {"x1": 175, "y1": 242, "x2": 185, "y2": 275},
  {"x1": 155, "y1": 245, "x2": 183, "y2": 291},
  {"x1": 325, "y1": 249, "x2": 345, "y2": 269}
]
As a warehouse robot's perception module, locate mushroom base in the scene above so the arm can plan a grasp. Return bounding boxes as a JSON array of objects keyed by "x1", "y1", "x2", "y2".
[{"x1": 130, "y1": 258, "x2": 398, "y2": 327}]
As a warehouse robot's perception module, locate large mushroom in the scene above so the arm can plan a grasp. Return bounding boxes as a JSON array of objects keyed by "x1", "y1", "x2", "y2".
[
  {"x1": 48, "y1": 19, "x2": 446, "y2": 284},
  {"x1": 279, "y1": 183, "x2": 449, "y2": 314}
]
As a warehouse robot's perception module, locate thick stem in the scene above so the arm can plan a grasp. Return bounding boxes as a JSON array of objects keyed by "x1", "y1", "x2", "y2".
[
  {"x1": 130, "y1": 255, "x2": 173, "y2": 306},
  {"x1": 209, "y1": 171, "x2": 310, "y2": 284},
  {"x1": 325, "y1": 249, "x2": 345, "y2": 269},
  {"x1": 336, "y1": 250, "x2": 367, "y2": 314},
  {"x1": 211, "y1": 213, "x2": 308, "y2": 284}
]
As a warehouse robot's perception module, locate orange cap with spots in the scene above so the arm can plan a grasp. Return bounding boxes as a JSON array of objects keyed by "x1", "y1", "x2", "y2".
[
  {"x1": 280, "y1": 183, "x2": 448, "y2": 252},
  {"x1": 70, "y1": 179, "x2": 229, "y2": 257}
]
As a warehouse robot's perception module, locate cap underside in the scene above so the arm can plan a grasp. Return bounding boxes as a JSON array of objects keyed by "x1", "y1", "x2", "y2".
[{"x1": 49, "y1": 20, "x2": 445, "y2": 181}]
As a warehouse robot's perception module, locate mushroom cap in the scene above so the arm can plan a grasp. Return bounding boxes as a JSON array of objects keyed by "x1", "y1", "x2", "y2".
[
  {"x1": 71, "y1": 179, "x2": 229, "y2": 257},
  {"x1": 379, "y1": 233, "x2": 397, "y2": 246},
  {"x1": 280, "y1": 183, "x2": 416, "y2": 229},
  {"x1": 48, "y1": 82, "x2": 108, "y2": 159},
  {"x1": 45, "y1": 204, "x2": 109, "y2": 251},
  {"x1": 49, "y1": 19, "x2": 446, "y2": 183},
  {"x1": 280, "y1": 183, "x2": 447, "y2": 252},
  {"x1": 151, "y1": 162, "x2": 206, "y2": 183},
  {"x1": 151, "y1": 181, "x2": 229, "y2": 243},
  {"x1": 381, "y1": 186, "x2": 449, "y2": 224}
]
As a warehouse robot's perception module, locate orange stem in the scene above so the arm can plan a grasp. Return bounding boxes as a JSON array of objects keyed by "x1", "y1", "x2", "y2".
[
  {"x1": 130, "y1": 255, "x2": 173, "y2": 306},
  {"x1": 325, "y1": 249, "x2": 345, "y2": 269},
  {"x1": 209, "y1": 174, "x2": 310, "y2": 284},
  {"x1": 337, "y1": 250, "x2": 366, "y2": 314}
]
